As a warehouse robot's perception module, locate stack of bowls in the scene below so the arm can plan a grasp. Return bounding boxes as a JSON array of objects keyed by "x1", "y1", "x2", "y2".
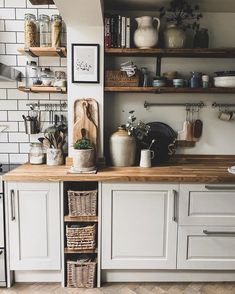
[
  {"x1": 152, "y1": 76, "x2": 166, "y2": 87},
  {"x1": 173, "y1": 78, "x2": 184, "y2": 88}
]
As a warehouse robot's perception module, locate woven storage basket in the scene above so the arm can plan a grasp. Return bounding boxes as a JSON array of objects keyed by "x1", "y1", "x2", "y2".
[
  {"x1": 66, "y1": 224, "x2": 96, "y2": 250},
  {"x1": 67, "y1": 260, "x2": 96, "y2": 288},
  {"x1": 68, "y1": 190, "x2": 97, "y2": 216}
]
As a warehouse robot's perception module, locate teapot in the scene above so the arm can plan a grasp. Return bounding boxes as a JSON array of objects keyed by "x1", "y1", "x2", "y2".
[{"x1": 134, "y1": 16, "x2": 160, "y2": 49}]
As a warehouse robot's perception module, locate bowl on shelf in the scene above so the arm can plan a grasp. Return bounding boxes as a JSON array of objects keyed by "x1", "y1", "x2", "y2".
[
  {"x1": 173, "y1": 78, "x2": 184, "y2": 88},
  {"x1": 152, "y1": 77, "x2": 166, "y2": 87},
  {"x1": 214, "y1": 76, "x2": 235, "y2": 87}
]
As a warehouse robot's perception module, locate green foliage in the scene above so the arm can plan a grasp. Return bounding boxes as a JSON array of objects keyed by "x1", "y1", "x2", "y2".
[{"x1": 73, "y1": 137, "x2": 93, "y2": 150}]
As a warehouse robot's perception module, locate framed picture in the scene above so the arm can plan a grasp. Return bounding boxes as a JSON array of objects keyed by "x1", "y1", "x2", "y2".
[{"x1": 72, "y1": 43, "x2": 100, "y2": 83}]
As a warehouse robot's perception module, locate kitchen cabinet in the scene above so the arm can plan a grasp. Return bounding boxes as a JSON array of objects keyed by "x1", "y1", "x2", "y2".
[
  {"x1": 0, "y1": 249, "x2": 5, "y2": 283},
  {"x1": 0, "y1": 194, "x2": 4, "y2": 247},
  {"x1": 6, "y1": 182, "x2": 61, "y2": 271},
  {"x1": 102, "y1": 183, "x2": 178, "y2": 269},
  {"x1": 178, "y1": 184, "x2": 235, "y2": 270}
]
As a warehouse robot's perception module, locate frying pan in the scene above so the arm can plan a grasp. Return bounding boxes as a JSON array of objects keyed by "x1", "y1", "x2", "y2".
[{"x1": 144, "y1": 122, "x2": 177, "y2": 164}]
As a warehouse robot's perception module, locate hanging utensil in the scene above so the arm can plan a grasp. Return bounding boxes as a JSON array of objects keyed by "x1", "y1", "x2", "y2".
[{"x1": 193, "y1": 106, "x2": 203, "y2": 140}]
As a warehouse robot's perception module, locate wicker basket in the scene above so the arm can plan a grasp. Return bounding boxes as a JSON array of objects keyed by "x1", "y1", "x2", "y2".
[
  {"x1": 67, "y1": 260, "x2": 96, "y2": 288},
  {"x1": 68, "y1": 190, "x2": 97, "y2": 216},
  {"x1": 66, "y1": 224, "x2": 96, "y2": 250}
]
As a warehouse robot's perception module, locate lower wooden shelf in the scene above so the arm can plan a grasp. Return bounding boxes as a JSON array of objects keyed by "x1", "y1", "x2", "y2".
[
  {"x1": 18, "y1": 86, "x2": 67, "y2": 93},
  {"x1": 104, "y1": 86, "x2": 235, "y2": 94},
  {"x1": 64, "y1": 215, "x2": 98, "y2": 222},
  {"x1": 64, "y1": 248, "x2": 98, "y2": 254}
]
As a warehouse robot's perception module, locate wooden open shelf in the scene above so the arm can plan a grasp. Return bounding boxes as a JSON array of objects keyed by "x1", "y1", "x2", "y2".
[
  {"x1": 105, "y1": 48, "x2": 235, "y2": 58},
  {"x1": 104, "y1": 86, "x2": 235, "y2": 94},
  {"x1": 64, "y1": 248, "x2": 98, "y2": 254},
  {"x1": 64, "y1": 215, "x2": 98, "y2": 222},
  {"x1": 18, "y1": 86, "x2": 67, "y2": 93},
  {"x1": 18, "y1": 47, "x2": 67, "y2": 57}
]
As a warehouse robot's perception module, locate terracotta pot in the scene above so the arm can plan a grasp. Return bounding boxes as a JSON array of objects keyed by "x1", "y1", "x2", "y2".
[
  {"x1": 109, "y1": 127, "x2": 136, "y2": 167},
  {"x1": 72, "y1": 148, "x2": 96, "y2": 171},
  {"x1": 164, "y1": 24, "x2": 186, "y2": 48}
]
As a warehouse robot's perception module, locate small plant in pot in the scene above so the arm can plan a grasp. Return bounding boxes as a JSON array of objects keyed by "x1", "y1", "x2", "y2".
[{"x1": 72, "y1": 128, "x2": 96, "y2": 172}]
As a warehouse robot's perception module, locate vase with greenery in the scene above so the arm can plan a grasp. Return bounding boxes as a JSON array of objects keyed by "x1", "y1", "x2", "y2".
[
  {"x1": 160, "y1": 0, "x2": 202, "y2": 48},
  {"x1": 72, "y1": 128, "x2": 96, "y2": 171}
]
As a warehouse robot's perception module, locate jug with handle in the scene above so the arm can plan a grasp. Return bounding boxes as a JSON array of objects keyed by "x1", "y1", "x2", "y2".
[{"x1": 134, "y1": 16, "x2": 160, "y2": 49}]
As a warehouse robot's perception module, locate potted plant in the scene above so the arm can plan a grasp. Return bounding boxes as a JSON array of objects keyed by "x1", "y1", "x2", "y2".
[
  {"x1": 72, "y1": 128, "x2": 96, "y2": 172},
  {"x1": 160, "y1": 0, "x2": 202, "y2": 48}
]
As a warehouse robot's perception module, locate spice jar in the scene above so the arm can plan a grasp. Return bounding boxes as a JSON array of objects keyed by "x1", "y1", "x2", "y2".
[
  {"x1": 24, "y1": 13, "x2": 37, "y2": 47},
  {"x1": 29, "y1": 143, "x2": 44, "y2": 165},
  {"x1": 39, "y1": 14, "x2": 51, "y2": 47},
  {"x1": 51, "y1": 14, "x2": 62, "y2": 47},
  {"x1": 54, "y1": 71, "x2": 66, "y2": 87},
  {"x1": 40, "y1": 67, "x2": 54, "y2": 86}
]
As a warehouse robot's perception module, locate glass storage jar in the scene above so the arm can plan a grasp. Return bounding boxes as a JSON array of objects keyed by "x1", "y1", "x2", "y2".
[
  {"x1": 25, "y1": 61, "x2": 39, "y2": 88},
  {"x1": 51, "y1": 14, "x2": 62, "y2": 47},
  {"x1": 40, "y1": 67, "x2": 54, "y2": 86},
  {"x1": 54, "y1": 71, "x2": 66, "y2": 87},
  {"x1": 39, "y1": 14, "x2": 51, "y2": 47},
  {"x1": 24, "y1": 13, "x2": 37, "y2": 47},
  {"x1": 29, "y1": 142, "x2": 44, "y2": 165}
]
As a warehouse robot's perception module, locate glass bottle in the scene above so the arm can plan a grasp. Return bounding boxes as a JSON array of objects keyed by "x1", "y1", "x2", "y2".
[
  {"x1": 24, "y1": 13, "x2": 37, "y2": 47},
  {"x1": 140, "y1": 67, "x2": 150, "y2": 87},
  {"x1": 51, "y1": 14, "x2": 62, "y2": 47},
  {"x1": 25, "y1": 61, "x2": 39, "y2": 88},
  {"x1": 29, "y1": 143, "x2": 44, "y2": 165},
  {"x1": 190, "y1": 72, "x2": 202, "y2": 88},
  {"x1": 39, "y1": 14, "x2": 51, "y2": 47}
]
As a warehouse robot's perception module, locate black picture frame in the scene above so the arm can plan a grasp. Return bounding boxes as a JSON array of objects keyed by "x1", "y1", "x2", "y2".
[{"x1": 72, "y1": 43, "x2": 100, "y2": 83}]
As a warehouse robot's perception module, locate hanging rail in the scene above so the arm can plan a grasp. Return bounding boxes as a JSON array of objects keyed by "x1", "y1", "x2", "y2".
[
  {"x1": 212, "y1": 102, "x2": 235, "y2": 108},
  {"x1": 26, "y1": 101, "x2": 67, "y2": 110},
  {"x1": 144, "y1": 101, "x2": 205, "y2": 109}
]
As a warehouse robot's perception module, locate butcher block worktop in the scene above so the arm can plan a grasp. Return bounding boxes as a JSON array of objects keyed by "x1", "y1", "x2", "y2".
[{"x1": 3, "y1": 155, "x2": 235, "y2": 183}]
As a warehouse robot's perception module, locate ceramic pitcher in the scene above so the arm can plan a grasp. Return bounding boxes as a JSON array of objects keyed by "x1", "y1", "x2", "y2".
[{"x1": 134, "y1": 16, "x2": 160, "y2": 49}]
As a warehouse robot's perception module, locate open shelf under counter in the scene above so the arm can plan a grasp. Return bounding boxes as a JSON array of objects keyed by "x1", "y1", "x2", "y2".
[
  {"x1": 105, "y1": 47, "x2": 235, "y2": 58},
  {"x1": 64, "y1": 248, "x2": 98, "y2": 254},
  {"x1": 18, "y1": 86, "x2": 67, "y2": 93},
  {"x1": 18, "y1": 47, "x2": 67, "y2": 57},
  {"x1": 64, "y1": 215, "x2": 98, "y2": 222},
  {"x1": 104, "y1": 86, "x2": 235, "y2": 94}
]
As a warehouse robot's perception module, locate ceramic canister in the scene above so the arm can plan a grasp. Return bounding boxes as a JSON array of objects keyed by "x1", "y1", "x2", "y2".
[{"x1": 110, "y1": 127, "x2": 136, "y2": 167}]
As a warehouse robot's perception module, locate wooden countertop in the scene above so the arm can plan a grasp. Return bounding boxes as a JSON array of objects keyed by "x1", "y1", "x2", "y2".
[{"x1": 3, "y1": 155, "x2": 235, "y2": 183}]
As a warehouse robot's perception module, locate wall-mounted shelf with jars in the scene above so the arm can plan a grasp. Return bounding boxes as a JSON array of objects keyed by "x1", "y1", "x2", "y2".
[
  {"x1": 18, "y1": 86, "x2": 67, "y2": 93},
  {"x1": 18, "y1": 47, "x2": 67, "y2": 57}
]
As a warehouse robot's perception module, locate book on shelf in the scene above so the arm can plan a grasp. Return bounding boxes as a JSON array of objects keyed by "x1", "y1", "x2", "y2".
[{"x1": 104, "y1": 14, "x2": 131, "y2": 48}]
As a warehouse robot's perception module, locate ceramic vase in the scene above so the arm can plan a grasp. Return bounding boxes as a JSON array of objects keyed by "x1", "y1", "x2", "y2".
[
  {"x1": 72, "y1": 148, "x2": 96, "y2": 172},
  {"x1": 109, "y1": 127, "x2": 136, "y2": 167},
  {"x1": 134, "y1": 16, "x2": 160, "y2": 49},
  {"x1": 46, "y1": 148, "x2": 64, "y2": 166},
  {"x1": 164, "y1": 24, "x2": 186, "y2": 48}
]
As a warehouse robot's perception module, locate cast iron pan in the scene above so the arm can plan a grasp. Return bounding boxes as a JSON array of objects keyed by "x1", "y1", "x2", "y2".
[{"x1": 144, "y1": 122, "x2": 177, "y2": 165}]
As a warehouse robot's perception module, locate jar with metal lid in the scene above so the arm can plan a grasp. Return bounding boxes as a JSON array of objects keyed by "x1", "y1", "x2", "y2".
[
  {"x1": 26, "y1": 61, "x2": 39, "y2": 88},
  {"x1": 51, "y1": 14, "x2": 62, "y2": 47},
  {"x1": 29, "y1": 143, "x2": 45, "y2": 165},
  {"x1": 24, "y1": 13, "x2": 37, "y2": 47},
  {"x1": 39, "y1": 14, "x2": 51, "y2": 47},
  {"x1": 40, "y1": 67, "x2": 54, "y2": 86},
  {"x1": 54, "y1": 71, "x2": 66, "y2": 87}
]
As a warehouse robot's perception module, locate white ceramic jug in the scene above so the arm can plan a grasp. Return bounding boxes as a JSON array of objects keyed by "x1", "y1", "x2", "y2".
[{"x1": 134, "y1": 16, "x2": 160, "y2": 49}]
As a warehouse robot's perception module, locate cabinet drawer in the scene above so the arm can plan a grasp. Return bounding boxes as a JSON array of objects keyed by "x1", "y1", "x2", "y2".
[
  {"x1": 0, "y1": 249, "x2": 5, "y2": 282},
  {"x1": 178, "y1": 226, "x2": 235, "y2": 270},
  {"x1": 179, "y1": 184, "x2": 235, "y2": 226}
]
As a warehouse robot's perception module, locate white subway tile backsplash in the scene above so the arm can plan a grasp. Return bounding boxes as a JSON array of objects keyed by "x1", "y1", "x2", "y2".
[
  {"x1": 0, "y1": 20, "x2": 4, "y2": 31},
  {"x1": 6, "y1": 43, "x2": 23, "y2": 55},
  {"x1": 5, "y1": 0, "x2": 26, "y2": 8},
  {"x1": 10, "y1": 153, "x2": 28, "y2": 163},
  {"x1": 0, "y1": 8, "x2": 15, "y2": 19},
  {"x1": 30, "y1": 133, "x2": 44, "y2": 142},
  {"x1": 0, "y1": 80, "x2": 17, "y2": 89},
  {"x1": 0, "y1": 133, "x2": 8, "y2": 142},
  {"x1": 0, "y1": 54, "x2": 17, "y2": 66},
  {"x1": 0, "y1": 100, "x2": 17, "y2": 110},
  {"x1": 50, "y1": 93, "x2": 67, "y2": 100},
  {"x1": 0, "y1": 32, "x2": 16, "y2": 43},
  {"x1": 0, "y1": 89, "x2": 6, "y2": 99},
  {"x1": 8, "y1": 110, "x2": 28, "y2": 121},
  {"x1": 29, "y1": 92, "x2": 50, "y2": 100},
  {"x1": 39, "y1": 56, "x2": 60, "y2": 67},
  {"x1": 0, "y1": 143, "x2": 18, "y2": 153},
  {"x1": 19, "y1": 142, "x2": 30, "y2": 153},
  {"x1": 9, "y1": 132, "x2": 29, "y2": 142},
  {"x1": 8, "y1": 89, "x2": 28, "y2": 100},
  {"x1": 5, "y1": 20, "x2": 24, "y2": 31},
  {"x1": 4, "y1": 122, "x2": 18, "y2": 132},
  {"x1": 17, "y1": 55, "x2": 38, "y2": 66},
  {"x1": 16, "y1": 32, "x2": 24, "y2": 43},
  {"x1": 0, "y1": 43, "x2": 5, "y2": 54},
  {"x1": 60, "y1": 58, "x2": 67, "y2": 67},
  {"x1": 0, "y1": 0, "x2": 3, "y2": 8},
  {"x1": 0, "y1": 154, "x2": 9, "y2": 164},
  {"x1": 38, "y1": 8, "x2": 59, "y2": 17},
  {"x1": 0, "y1": 111, "x2": 7, "y2": 121},
  {"x1": 16, "y1": 8, "x2": 37, "y2": 20}
]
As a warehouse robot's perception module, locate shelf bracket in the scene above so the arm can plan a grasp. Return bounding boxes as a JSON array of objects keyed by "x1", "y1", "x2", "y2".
[
  {"x1": 56, "y1": 47, "x2": 65, "y2": 57},
  {"x1": 24, "y1": 48, "x2": 38, "y2": 58},
  {"x1": 156, "y1": 57, "x2": 161, "y2": 76}
]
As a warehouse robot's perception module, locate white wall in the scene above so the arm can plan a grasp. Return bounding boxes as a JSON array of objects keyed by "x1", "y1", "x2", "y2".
[{"x1": 105, "y1": 12, "x2": 235, "y2": 155}]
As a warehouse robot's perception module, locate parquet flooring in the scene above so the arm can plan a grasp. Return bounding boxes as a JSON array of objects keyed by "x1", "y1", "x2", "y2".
[{"x1": 0, "y1": 282, "x2": 235, "y2": 294}]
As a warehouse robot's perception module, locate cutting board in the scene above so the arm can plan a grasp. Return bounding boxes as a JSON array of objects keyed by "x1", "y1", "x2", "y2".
[{"x1": 73, "y1": 99, "x2": 99, "y2": 150}]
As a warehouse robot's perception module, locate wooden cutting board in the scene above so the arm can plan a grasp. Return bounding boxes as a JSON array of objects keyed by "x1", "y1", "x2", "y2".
[{"x1": 73, "y1": 99, "x2": 99, "y2": 150}]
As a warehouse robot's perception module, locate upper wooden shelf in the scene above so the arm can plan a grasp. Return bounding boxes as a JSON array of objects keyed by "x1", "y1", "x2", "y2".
[
  {"x1": 64, "y1": 215, "x2": 98, "y2": 222},
  {"x1": 29, "y1": 0, "x2": 54, "y2": 4},
  {"x1": 18, "y1": 86, "x2": 67, "y2": 94},
  {"x1": 105, "y1": 48, "x2": 235, "y2": 58},
  {"x1": 105, "y1": 86, "x2": 235, "y2": 94},
  {"x1": 18, "y1": 47, "x2": 67, "y2": 58}
]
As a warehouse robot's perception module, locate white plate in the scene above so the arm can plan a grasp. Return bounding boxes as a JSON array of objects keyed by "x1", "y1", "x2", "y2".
[
  {"x1": 228, "y1": 166, "x2": 235, "y2": 174},
  {"x1": 214, "y1": 76, "x2": 235, "y2": 87}
]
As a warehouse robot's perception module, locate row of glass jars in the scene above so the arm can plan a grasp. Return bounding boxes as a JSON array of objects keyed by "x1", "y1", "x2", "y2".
[
  {"x1": 24, "y1": 13, "x2": 63, "y2": 48},
  {"x1": 25, "y1": 61, "x2": 66, "y2": 88}
]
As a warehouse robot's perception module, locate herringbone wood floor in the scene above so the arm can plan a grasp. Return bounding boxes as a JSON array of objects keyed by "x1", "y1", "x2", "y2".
[{"x1": 0, "y1": 283, "x2": 235, "y2": 294}]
